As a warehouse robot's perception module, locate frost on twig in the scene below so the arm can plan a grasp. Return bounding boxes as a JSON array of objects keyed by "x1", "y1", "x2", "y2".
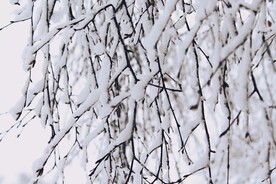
[{"x1": 2, "y1": 0, "x2": 276, "y2": 183}]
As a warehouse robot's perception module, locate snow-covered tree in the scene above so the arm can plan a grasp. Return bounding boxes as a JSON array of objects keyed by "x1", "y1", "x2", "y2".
[{"x1": 1, "y1": 0, "x2": 276, "y2": 183}]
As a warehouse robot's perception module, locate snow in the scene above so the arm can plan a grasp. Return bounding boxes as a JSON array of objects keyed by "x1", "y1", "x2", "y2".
[
  {"x1": 9, "y1": 96, "x2": 25, "y2": 120},
  {"x1": 26, "y1": 79, "x2": 44, "y2": 105},
  {"x1": 9, "y1": 0, "x2": 18, "y2": 5},
  {"x1": 98, "y1": 92, "x2": 130, "y2": 118},
  {"x1": 22, "y1": 16, "x2": 87, "y2": 71},
  {"x1": 131, "y1": 70, "x2": 158, "y2": 101},
  {"x1": 143, "y1": 0, "x2": 178, "y2": 67},
  {"x1": 161, "y1": 110, "x2": 170, "y2": 130},
  {"x1": 98, "y1": 56, "x2": 111, "y2": 105},
  {"x1": 82, "y1": 120, "x2": 104, "y2": 147},
  {"x1": 235, "y1": 40, "x2": 251, "y2": 111},
  {"x1": 130, "y1": 81, "x2": 146, "y2": 102},
  {"x1": 40, "y1": 102, "x2": 52, "y2": 128},
  {"x1": 34, "y1": 96, "x2": 43, "y2": 116},
  {"x1": 115, "y1": 117, "x2": 133, "y2": 144},
  {"x1": 3, "y1": 0, "x2": 276, "y2": 183},
  {"x1": 76, "y1": 82, "x2": 91, "y2": 105},
  {"x1": 98, "y1": 99, "x2": 136, "y2": 161},
  {"x1": 11, "y1": 0, "x2": 32, "y2": 21},
  {"x1": 94, "y1": 42, "x2": 105, "y2": 56},
  {"x1": 32, "y1": 89, "x2": 100, "y2": 180},
  {"x1": 220, "y1": 12, "x2": 255, "y2": 61},
  {"x1": 51, "y1": 157, "x2": 66, "y2": 183}
]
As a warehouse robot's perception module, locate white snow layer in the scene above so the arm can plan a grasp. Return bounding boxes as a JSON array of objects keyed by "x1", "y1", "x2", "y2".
[{"x1": 143, "y1": 0, "x2": 178, "y2": 68}]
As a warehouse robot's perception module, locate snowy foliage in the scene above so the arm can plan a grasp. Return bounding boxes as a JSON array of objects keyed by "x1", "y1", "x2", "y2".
[{"x1": 2, "y1": 0, "x2": 276, "y2": 183}]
